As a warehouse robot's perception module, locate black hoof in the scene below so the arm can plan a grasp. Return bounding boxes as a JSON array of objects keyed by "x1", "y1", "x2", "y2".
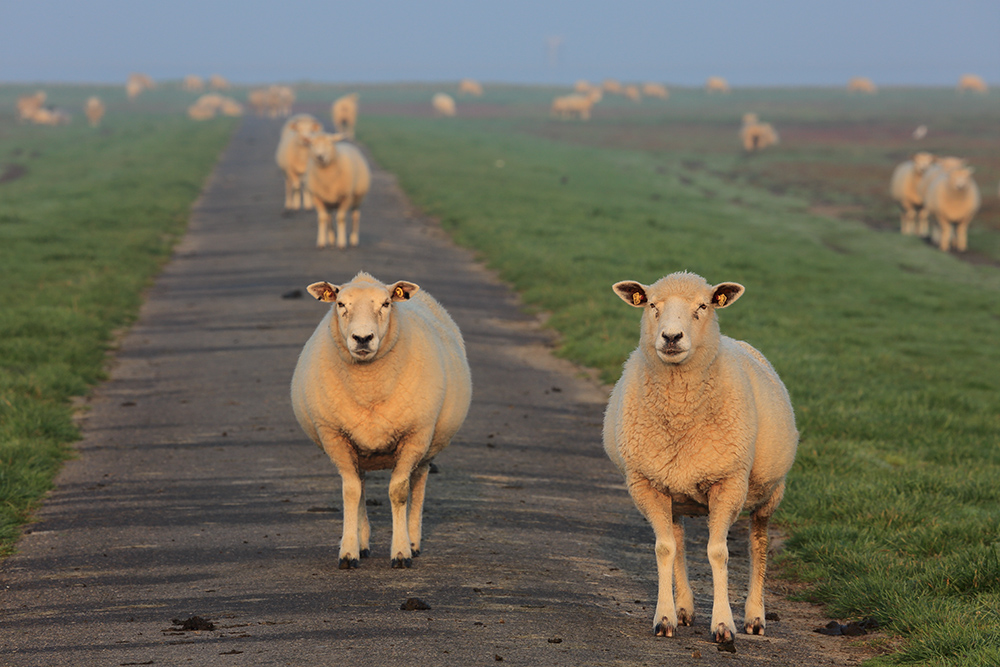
[
  {"x1": 746, "y1": 617, "x2": 764, "y2": 635},
  {"x1": 410, "y1": 548, "x2": 421, "y2": 557},
  {"x1": 338, "y1": 557, "x2": 359, "y2": 570},
  {"x1": 359, "y1": 549, "x2": 371, "y2": 558},
  {"x1": 654, "y1": 620, "x2": 675, "y2": 637},
  {"x1": 390, "y1": 557, "x2": 413, "y2": 569},
  {"x1": 678, "y1": 608, "x2": 693, "y2": 626}
]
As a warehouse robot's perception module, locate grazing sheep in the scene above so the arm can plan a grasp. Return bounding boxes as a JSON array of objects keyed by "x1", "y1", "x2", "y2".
[
  {"x1": 624, "y1": 85, "x2": 642, "y2": 103},
  {"x1": 957, "y1": 74, "x2": 988, "y2": 94},
  {"x1": 551, "y1": 93, "x2": 597, "y2": 120},
  {"x1": 126, "y1": 73, "x2": 154, "y2": 100},
  {"x1": 254, "y1": 85, "x2": 295, "y2": 118},
  {"x1": 925, "y1": 164, "x2": 981, "y2": 252},
  {"x1": 574, "y1": 79, "x2": 593, "y2": 94},
  {"x1": 291, "y1": 272, "x2": 472, "y2": 569},
  {"x1": 432, "y1": 93, "x2": 456, "y2": 117},
  {"x1": 847, "y1": 77, "x2": 877, "y2": 94},
  {"x1": 602, "y1": 79, "x2": 623, "y2": 94},
  {"x1": 84, "y1": 96, "x2": 105, "y2": 127},
  {"x1": 276, "y1": 113, "x2": 324, "y2": 212},
  {"x1": 29, "y1": 107, "x2": 71, "y2": 126},
  {"x1": 740, "y1": 114, "x2": 779, "y2": 152},
  {"x1": 17, "y1": 91, "x2": 46, "y2": 122},
  {"x1": 331, "y1": 93, "x2": 359, "y2": 139},
  {"x1": 458, "y1": 79, "x2": 483, "y2": 96},
  {"x1": 187, "y1": 93, "x2": 226, "y2": 120},
  {"x1": 603, "y1": 272, "x2": 797, "y2": 644},
  {"x1": 642, "y1": 83, "x2": 669, "y2": 99},
  {"x1": 219, "y1": 97, "x2": 244, "y2": 117},
  {"x1": 183, "y1": 75, "x2": 205, "y2": 92},
  {"x1": 209, "y1": 74, "x2": 230, "y2": 90},
  {"x1": 705, "y1": 76, "x2": 730, "y2": 93},
  {"x1": 890, "y1": 152, "x2": 936, "y2": 235},
  {"x1": 305, "y1": 132, "x2": 371, "y2": 248},
  {"x1": 248, "y1": 88, "x2": 269, "y2": 116}
]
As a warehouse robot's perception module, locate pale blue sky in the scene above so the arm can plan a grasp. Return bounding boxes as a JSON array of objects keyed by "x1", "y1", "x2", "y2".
[{"x1": 3, "y1": 0, "x2": 998, "y2": 86}]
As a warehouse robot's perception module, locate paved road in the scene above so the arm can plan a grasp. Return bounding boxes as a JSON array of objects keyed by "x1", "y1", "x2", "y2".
[{"x1": 1, "y1": 116, "x2": 862, "y2": 666}]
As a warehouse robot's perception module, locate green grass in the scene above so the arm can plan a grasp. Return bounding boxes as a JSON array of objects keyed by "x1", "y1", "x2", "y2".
[
  {"x1": 357, "y1": 95, "x2": 1000, "y2": 666},
  {"x1": 0, "y1": 88, "x2": 236, "y2": 554}
]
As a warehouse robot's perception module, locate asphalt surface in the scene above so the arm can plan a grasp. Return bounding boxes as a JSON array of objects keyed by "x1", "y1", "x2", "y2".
[{"x1": 0, "y1": 116, "x2": 866, "y2": 666}]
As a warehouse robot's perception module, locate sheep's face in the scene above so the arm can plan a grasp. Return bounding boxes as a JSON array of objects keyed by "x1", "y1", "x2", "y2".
[
  {"x1": 307, "y1": 275, "x2": 419, "y2": 362},
  {"x1": 308, "y1": 133, "x2": 346, "y2": 167},
  {"x1": 913, "y1": 152, "x2": 934, "y2": 174},
  {"x1": 613, "y1": 273, "x2": 744, "y2": 366},
  {"x1": 949, "y1": 167, "x2": 974, "y2": 190}
]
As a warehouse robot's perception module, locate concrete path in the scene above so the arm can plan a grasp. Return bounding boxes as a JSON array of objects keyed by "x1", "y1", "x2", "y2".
[{"x1": 1, "y1": 116, "x2": 863, "y2": 666}]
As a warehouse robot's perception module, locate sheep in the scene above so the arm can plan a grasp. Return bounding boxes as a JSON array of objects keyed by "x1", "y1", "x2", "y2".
[
  {"x1": 248, "y1": 88, "x2": 269, "y2": 116},
  {"x1": 458, "y1": 79, "x2": 483, "y2": 96},
  {"x1": 889, "y1": 152, "x2": 936, "y2": 235},
  {"x1": 916, "y1": 156, "x2": 966, "y2": 234},
  {"x1": 187, "y1": 93, "x2": 226, "y2": 120},
  {"x1": 602, "y1": 79, "x2": 623, "y2": 94},
  {"x1": 925, "y1": 164, "x2": 981, "y2": 252},
  {"x1": 209, "y1": 74, "x2": 230, "y2": 90},
  {"x1": 550, "y1": 93, "x2": 596, "y2": 121},
  {"x1": 126, "y1": 73, "x2": 154, "y2": 100},
  {"x1": 642, "y1": 83, "x2": 669, "y2": 100},
  {"x1": 304, "y1": 132, "x2": 371, "y2": 249},
  {"x1": 603, "y1": 272, "x2": 797, "y2": 644},
  {"x1": 291, "y1": 272, "x2": 472, "y2": 569},
  {"x1": 331, "y1": 93, "x2": 359, "y2": 139},
  {"x1": 29, "y1": 107, "x2": 71, "y2": 126},
  {"x1": 957, "y1": 74, "x2": 988, "y2": 94},
  {"x1": 219, "y1": 97, "x2": 244, "y2": 117},
  {"x1": 624, "y1": 84, "x2": 642, "y2": 103},
  {"x1": 705, "y1": 76, "x2": 730, "y2": 93},
  {"x1": 740, "y1": 114, "x2": 779, "y2": 152},
  {"x1": 574, "y1": 79, "x2": 593, "y2": 94},
  {"x1": 847, "y1": 77, "x2": 877, "y2": 94},
  {"x1": 84, "y1": 96, "x2": 105, "y2": 127},
  {"x1": 183, "y1": 75, "x2": 205, "y2": 92},
  {"x1": 432, "y1": 92, "x2": 456, "y2": 117},
  {"x1": 17, "y1": 91, "x2": 46, "y2": 122},
  {"x1": 275, "y1": 113, "x2": 324, "y2": 212}
]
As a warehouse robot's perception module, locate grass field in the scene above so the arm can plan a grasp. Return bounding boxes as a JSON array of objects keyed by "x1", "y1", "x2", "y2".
[
  {"x1": 0, "y1": 85, "x2": 236, "y2": 554},
  {"x1": 346, "y1": 86, "x2": 1000, "y2": 666}
]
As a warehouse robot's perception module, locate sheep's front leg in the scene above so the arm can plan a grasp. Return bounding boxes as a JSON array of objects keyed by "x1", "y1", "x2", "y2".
[
  {"x1": 359, "y1": 472, "x2": 371, "y2": 558},
  {"x1": 917, "y1": 208, "x2": 931, "y2": 237},
  {"x1": 706, "y1": 481, "x2": 746, "y2": 643},
  {"x1": 317, "y1": 430, "x2": 364, "y2": 568},
  {"x1": 955, "y1": 217, "x2": 971, "y2": 252},
  {"x1": 283, "y1": 173, "x2": 296, "y2": 210},
  {"x1": 335, "y1": 206, "x2": 348, "y2": 249},
  {"x1": 407, "y1": 462, "x2": 431, "y2": 556},
  {"x1": 672, "y1": 518, "x2": 695, "y2": 627},
  {"x1": 349, "y1": 208, "x2": 361, "y2": 247},
  {"x1": 289, "y1": 172, "x2": 303, "y2": 210},
  {"x1": 315, "y1": 200, "x2": 331, "y2": 249},
  {"x1": 627, "y1": 475, "x2": 680, "y2": 636},
  {"x1": 388, "y1": 435, "x2": 432, "y2": 568},
  {"x1": 936, "y1": 216, "x2": 952, "y2": 252},
  {"x1": 302, "y1": 185, "x2": 314, "y2": 211},
  {"x1": 900, "y1": 205, "x2": 914, "y2": 235}
]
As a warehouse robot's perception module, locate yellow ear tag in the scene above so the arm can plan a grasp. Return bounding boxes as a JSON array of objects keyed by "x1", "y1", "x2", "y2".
[
  {"x1": 716, "y1": 293, "x2": 727, "y2": 307},
  {"x1": 394, "y1": 286, "x2": 405, "y2": 299},
  {"x1": 632, "y1": 292, "x2": 643, "y2": 306}
]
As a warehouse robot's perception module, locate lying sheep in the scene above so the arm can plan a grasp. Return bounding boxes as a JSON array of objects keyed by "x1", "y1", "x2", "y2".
[
  {"x1": 331, "y1": 93, "x2": 359, "y2": 139},
  {"x1": 957, "y1": 74, "x2": 988, "y2": 94},
  {"x1": 925, "y1": 164, "x2": 981, "y2": 252},
  {"x1": 291, "y1": 272, "x2": 472, "y2": 569},
  {"x1": 29, "y1": 107, "x2": 71, "y2": 126},
  {"x1": 219, "y1": 97, "x2": 244, "y2": 117},
  {"x1": 847, "y1": 77, "x2": 877, "y2": 94},
  {"x1": 84, "y1": 96, "x2": 105, "y2": 127},
  {"x1": 740, "y1": 114, "x2": 778, "y2": 152},
  {"x1": 603, "y1": 272, "x2": 797, "y2": 644},
  {"x1": 642, "y1": 83, "x2": 669, "y2": 99},
  {"x1": 183, "y1": 75, "x2": 205, "y2": 92},
  {"x1": 305, "y1": 132, "x2": 371, "y2": 248},
  {"x1": 459, "y1": 79, "x2": 483, "y2": 96},
  {"x1": 187, "y1": 93, "x2": 226, "y2": 120},
  {"x1": 432, "y1": 93, "x2": 456, "y2": 117},
  {"x1": 276, "y1": 113, "x2": 324, "y2": 211},
  {"x1": 17, "y1": 91, "x2": 46, "y2": 122},
  {"x1": 705, "y1": 76, "x2": 730, "y2": 93},
  {"x1": 209, "y1": 74, "x2": 230, "y2": 90},
  {"x1": 890, "y1": 152, "x2": 936, "y2": 235}
]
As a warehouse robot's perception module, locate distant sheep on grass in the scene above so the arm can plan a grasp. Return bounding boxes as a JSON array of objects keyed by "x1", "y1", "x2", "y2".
[
  {"x1": 642, "y1": 83, "x2": 669, "y2": 99},
  {"x1": 847, "y1": 77, "x2": 877, "y2": 94},
  {"x1": 551, "y1": 93, "x2": 597, "y2": 120},
  {"x1": 332, "y1": 93, "x2": 359, "y2": 139},
  {"x1": 705, "y1": 77, "x2": 730, "y2": 93},
  {"x1": 84, "y1": 96, "x2": 105, "y2": 127},
  {"x1": 291, "y1": 272, "x2": 471, "y2": 569},
  {"x1": 603, "y1": 79, "x2": 624, "y2": 94},
  {"x1": 925, "y1": 164, "x2": 981, "y2": 252},
  {"x1": 432, "y1": 93, "x2": 456, "y2": 117},
  {"x1": 624, "y1": 85, "x2": 642, "y2": 103},
  {"x1": 458, "y1": 79, "x2": 483, "y2": 96},
  {"x1": 209, "y1": 74, "x2": 230, "y2": 90},
  {"x1": 305, "y1": 132, "x2": 371, "y2": 248},
  {"x1": 957, "y1": 74, "x2": 988, "y2": 93},
  {"x1": 183, "y1": 75, "x2": 204, "y2": 92},
  {"x1": 890, "y1": 152, "x2": 936, "y2": 236},
  {"x1": 603, "y1": 272, "x2": 797, "y2": 644},
  {"x1": 17, "y1": 91, "x2": 46, "y2": 122},
  {"x1": 276, "y1": 113, "x2": 324, "y2": 212},
  {"x1": 740, "y1": 113, "x2": 778, "y2": 152}
]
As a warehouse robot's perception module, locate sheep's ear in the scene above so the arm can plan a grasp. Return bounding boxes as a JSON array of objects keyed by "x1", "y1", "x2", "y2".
[
  {"x1": 613, "y1": 281, "x2": 648, "y2": 307},
  {"x1": 389, "y1": 281, "x2": 419, "y2": 302},
  {"x1": 711, "y1": 282, "x2": 744, "y2": 308},
  {"x1": 307, "y1": 281, "x2": 339, "y2": 302}
]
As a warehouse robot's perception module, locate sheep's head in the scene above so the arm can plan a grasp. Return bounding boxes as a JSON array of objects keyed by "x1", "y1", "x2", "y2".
[
  {"x1": 307, "y1": 273, "x2": 419, "y2": 362},
  {"x1": 912, "y1": 152, "x2": 935, "y2": 173},
  {"x1": 949, "y1": 166, "x2": 975, "y2": 190},
  {"x1": 307, "y1": 132, "x2": 346, "y2": 167},
  {"x1": 613, "y1": 272, "x2": 744, "y2": 366},
  {"x1": 742, "y1": 112, "x2": 759, "y2": 126}
]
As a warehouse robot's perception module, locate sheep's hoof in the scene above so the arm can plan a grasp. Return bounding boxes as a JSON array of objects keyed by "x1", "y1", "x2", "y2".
[
  {"x1": 359, "y1": 549, "x2": 371, "y2": 559},
  {"x1": 745, "y1": 617, "x2": 764, "y2": 635},
  {"x1": 653, "y1": 619, "x2": 675, "y2": 637},
  {"x1": 410, "y1": 547, "x2": 421, "y2": 557},
  {"x1": 390, "y1": 557, "x2": 413, "y2": 569},
  {"x1": 713, "y1": 623, "x2": 734, "y2": 643},
  {"x1": 338, "y1": 557, "x2": 359, "y2": 570},
  {"x1": 678, "y1": 608, "x2": 693, "y2": 626}
]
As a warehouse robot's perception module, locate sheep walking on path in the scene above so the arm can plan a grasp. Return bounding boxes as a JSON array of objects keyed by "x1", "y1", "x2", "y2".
[
  {"x1": 331, "y1": 93, "x2": 359, "y2": 139},
  {"x1": 890, "y1": 152, "x2": 936, "y2": 236},
  {"x1": 603, "y1": 272, "x2": 797, "y2": 645},
  {"x1": 305, "y1": 132, "x2": 371, "y2": 248},
  {"x1": 291, "y1": 273, "x2": 472, "y2": 569},
  {"x1": 275, "y1": 114, "x2": 324, "y2": 212},
  {"x1": 925, "y1": 164, "x2": 980, "y2": 252}
]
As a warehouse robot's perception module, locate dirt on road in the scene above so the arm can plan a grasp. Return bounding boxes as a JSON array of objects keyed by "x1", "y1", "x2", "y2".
[{"x1": 0, "y1": 116, "x2": 878, "y2": 666}]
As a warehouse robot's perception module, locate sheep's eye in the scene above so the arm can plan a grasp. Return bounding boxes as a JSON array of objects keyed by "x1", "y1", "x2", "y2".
[
  {"x1": 381, "y1": 301, "x2": 390, "y2": 310},
  {"x1": 336, "y1": 302, "x2": 346, "y2": 309},
  {"x1": 693, "y1": 303, "x2": 707, "y2": 319}
]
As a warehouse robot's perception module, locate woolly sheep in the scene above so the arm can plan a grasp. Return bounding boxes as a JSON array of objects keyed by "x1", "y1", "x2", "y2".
[
  {"x1": 29, "y1": 107, "x2": 71, "y2": 126},
  {"x1": 84, "y1": 96, "x2": 105, "y2": 127},
  {"x1": 705, "y1": 76, "x2": 730, "y2": 93},
  {"x1": 458, "y1": 79, "x2": 483, "y2": 96},
  {"x1": 209, "y1": 74, "x2": 230, "y2": 90},
  {"x1": 304, "y1": 132, "x2": 371, "y2": 249},
  {"x1": 331, "y1": 93, "x2": 359, "y2": 139},
  {"x1": 183, "y1": 75, "x2": 205, "y2": 92},
  {"x1": 889, "y1": 152, "x2": 936, "y2": 236},
  {"x1": 603, "y1": 272, "x2": 797, "y2": 644},
  {"x1": 432, "y1": 92, "x2": 456, "y2": 117},
  {"x1": 17, "y1": 91, "x2": 46, "y2": 121},
  {"x1": 925, "y1": 164, "x2": 981, "y2": 252},
  {"x1": 275, "y1": 113, "x2": 324, "y2": 212},
  {"x1": 126, "y1": 73, "x2": 154, "y2": 100},
  {"x1": 219, "y1": 97, "x2": 244, "y2": 117},
  {"x1": 291, "y1": 272, "x2": 472, "y2": 569},
  {"x1": 187, "y1": 93, "x2": 226, "y2": 120},
  {"x1": 957, "y1": 74, "x2": 988, "y2": 94},
  {"x1": 740, "y1": 114, "x2": 778, "y2": 152},
  {"x1": 916, "y1": 156, "x2": 966, "y2": 233},
  {"x1": 642, "y1": 83, "x2": 669, "y2": 99},
  {"x1": 624, "y1": 84, "x2": 642, "y2": 103},
  {"x1": 847, "y1": 77, "x2": 877, "y2": 94},
  {"x1": 550, "y1": 93, "x2": 596, "y2": 121},
  {"x1": 602, "y1": 79, "x2": 623, "y2": 94},
  {"x1": 574, "y1": 79, "x2": 593, "y2": 94}
]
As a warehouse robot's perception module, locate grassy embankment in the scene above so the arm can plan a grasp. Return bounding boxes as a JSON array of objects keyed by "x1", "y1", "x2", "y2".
[
  {"x1": 359, "y1": 92, "x2": 1000, "y2": 666},
  {"x1": 0, "y1": 86, "x2": 235, "y2": 554}
]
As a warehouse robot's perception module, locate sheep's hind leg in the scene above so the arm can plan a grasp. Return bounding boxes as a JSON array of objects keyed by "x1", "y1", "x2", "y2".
[
  {"x1": 335, "y1": 207, "x2": 348, "y2": 249},
  {"x1": 349, "y1": 208, "x2": 361, "y2": 247},
  {"x1": 627, "y1": 475, "x2": 679, "y2": 637},
  {"x1": 359, "y1": 472, "x2": 371, "y2": 558},
  {"x1": 956, "y1": 218, "x2": 971, "y2": 252},
  {"x1": 407, "y1": 462, "x2": 431, "y2": 556},
  {"x1": 745, "y1": 481, "x2": 783, "y2": 635},
  {"x1": 315, "y1": 201, "x2": 331, "y2": 249}
]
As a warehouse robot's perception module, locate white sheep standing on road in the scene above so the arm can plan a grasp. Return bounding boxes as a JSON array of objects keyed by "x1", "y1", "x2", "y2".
[
  {"x1": 291, "y1": 272, "x2": 472, "y2": 569},
  {"x1": 603, "y1": 272, "x2": 797, "y2": 645},
  {"x1": 304, "y1": 132, "x2": 371, "y2": 248},
  {"x1": 925, "y1": 164, "x2": 981, "y2": 252},
  {"x1": 275, "y1": 113, "x2": 324, "y2": 212},
  {"x1": 890, "y1": 152, "x2": 936, "y2": 236}
]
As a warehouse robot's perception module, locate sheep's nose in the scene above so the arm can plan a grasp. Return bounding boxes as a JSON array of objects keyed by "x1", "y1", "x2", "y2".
[
  {"x1": 662, "y1": 332, "x2": 683, "y2": 345},
  {"x1": 352, "y1": 333, "x2": 374, "y2": 346}
]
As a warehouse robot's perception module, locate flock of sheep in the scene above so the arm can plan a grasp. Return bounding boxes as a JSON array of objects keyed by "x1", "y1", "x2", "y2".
[{"x1": 891, "y1": 153, "x2": 981, "y2": 252}]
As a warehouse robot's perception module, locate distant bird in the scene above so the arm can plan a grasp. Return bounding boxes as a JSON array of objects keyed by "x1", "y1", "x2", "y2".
[{"x1": 913, "y1": 125, "x2": 928, "y2": 140}]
